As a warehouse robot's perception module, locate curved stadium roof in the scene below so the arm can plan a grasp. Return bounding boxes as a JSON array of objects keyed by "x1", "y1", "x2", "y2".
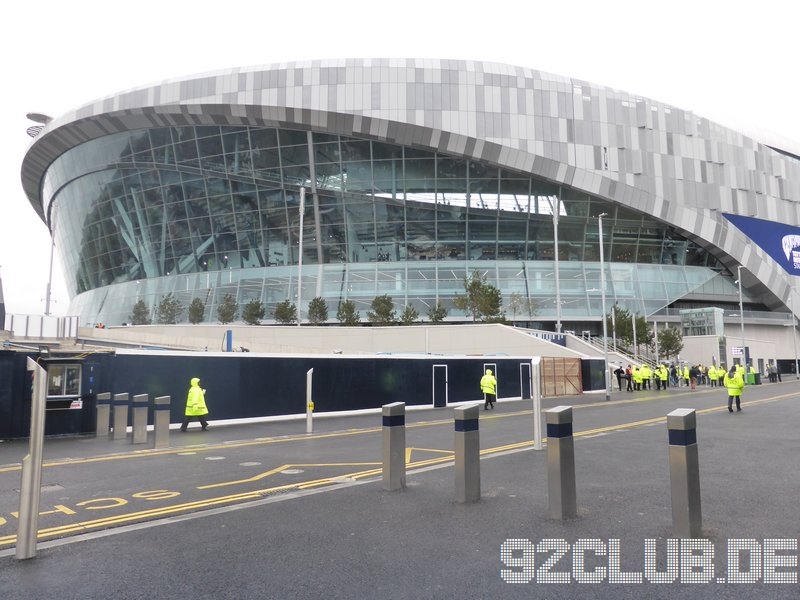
[{"x1": 20, "y1": 58, "x2": 800, "y2": 314}]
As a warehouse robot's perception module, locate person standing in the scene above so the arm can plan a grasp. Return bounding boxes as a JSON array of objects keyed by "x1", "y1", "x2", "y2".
[
  {"x1": 658, "y1": 364, "x2": 669, "y2": 390},
  {"x1": 724, "y1": 365, "x2": 744, "y2": 412},
  {"x1": 625, "y1": 365, "x2": 633, "y2": 392},
  {"x1": 708, "y1": 365, "x2": 719, "y2": 387},
  {"x1": 689, "y1": 365, "x2": 699, "y2": 390},
  {"x1": 480, "y1": 368, "x2": 497, "y2": 410},
  {"x1": 640, "y1": 364, "x2": 652, "y2": 390},
  {"x1": 181, "y1": 377, "x2": 210, "y2": 431},
  {"x1": 614, "y1": 365, "x2": 625, "y2": 391}
]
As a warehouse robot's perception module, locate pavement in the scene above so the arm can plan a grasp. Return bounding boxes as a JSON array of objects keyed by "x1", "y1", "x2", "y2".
[{"x1": 1, "y1": 379, "x2": 799, "y2": 599}]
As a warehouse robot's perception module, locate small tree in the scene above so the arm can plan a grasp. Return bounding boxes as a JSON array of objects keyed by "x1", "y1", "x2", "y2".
[
  {"x1": 635, "y1": 315, "x2": 654, "y2": 354},
  {"x1": 367, "y1": 294, "x2": 397, "y2": 325},
  {"x1": 274, "y1": 300, "x2": 297, "y2": 324},
  {"x1": 337, "y1": 299, "x2": 360, "y2": 326},
  {"x1": 156, "y1": 293, "x2": 184, "y2": 324},
  {"x1": 242, "y1": 299, "x2": 266, "y2": 325},
  {"x1": 607, "y1": 305, "x2": 633, "y2": 347},
  {"x1": 658, "y1": 327, "x2": 684, "y2": 361},
  {"x1": 130, "y1": 299, "x2": 150, "y2": 325},
  {"x1": 188, "y1": 298, "x2": 205, "y2": 324},
  {"x1": 453, "y1": 271, "x2": 503, "y2": 322},
  {"x1": 427, "y1": 302, "x2": 448, "y2": 323},
  {"x1": 217, "y1": 293, "x2": 239, "y2": 324},
  {"x1": 508, "y1": 292, "x2": 537, "y2": 321},
  {"x1": 399, "y1": 305, "x2": 420, "y2": 325},
  {"x1": 307, "y1": 296, "x2": 329, "y2": 325}
]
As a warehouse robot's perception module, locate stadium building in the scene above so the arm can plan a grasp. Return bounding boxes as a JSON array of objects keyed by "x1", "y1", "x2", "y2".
[{"x1": 19, "y1": 59, "x2": 800, "y2": 365}]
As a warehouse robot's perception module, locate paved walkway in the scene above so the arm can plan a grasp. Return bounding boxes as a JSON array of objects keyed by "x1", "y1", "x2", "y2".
[{"x1": 1, "y1": 380, "x2": 799, "y2": 599}]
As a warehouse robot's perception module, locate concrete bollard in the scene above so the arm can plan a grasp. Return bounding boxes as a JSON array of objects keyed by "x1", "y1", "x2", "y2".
[
  {"x1": 667, "y1": 408, "x2": 702, "y2": 538},
  {"x1": 454, "y1": 403, "x2": 481, "y2": 502},
  {"x1": 545, "y1": 405, "x2": 577, "y2": 519},
  {"x1": 153, "y1": 395, "x2": 171, "y2": 449},
  {"x1": 131, "y1": 394, "x2": 148, "y2": 445},
  {"x1": 382, "y1": 402, "x2": 406, "y2": 491},
  {"x1": 112, "y1": 393, "x2": 129, "y2": 441},
  {"x1": 95, "y1": 392, "x2": 111, "y2": 438}
]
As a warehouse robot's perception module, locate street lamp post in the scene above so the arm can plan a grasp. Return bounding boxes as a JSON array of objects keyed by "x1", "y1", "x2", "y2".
[
  {"x1": 44, "y1": 239, "x2": 55, "y2": 316},
  {"x1": 553, "y1": 195, "x2": 562, "y2": 334},
  {"x1": 791, "y1": 288, "x2": 799, "y2": 379},
  {"x1": 736, "y1": 265, "x2": 745, "y2": 368},
  {"x1": 611, "y1": 302, "x2": 617, "y2": 352},
  {"x1": 598, "y1": 213, "x2": 610, "y2": 401},
  {"x1": 297, "y1": 187, "x2": 305, "y2": 326}
]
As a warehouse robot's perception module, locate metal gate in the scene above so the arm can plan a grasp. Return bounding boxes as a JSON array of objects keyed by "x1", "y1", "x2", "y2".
[
  {"x1": 433, "y1": 364, "x2": 448, "y2": 407},
  {"x1": 519, "y1": 362, "x2": 532, "y2": 399}
]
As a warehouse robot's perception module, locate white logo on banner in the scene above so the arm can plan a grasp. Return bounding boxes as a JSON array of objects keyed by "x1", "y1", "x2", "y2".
[{"x1": 781, "y1": 235, "x2": 800, "y2": 271}]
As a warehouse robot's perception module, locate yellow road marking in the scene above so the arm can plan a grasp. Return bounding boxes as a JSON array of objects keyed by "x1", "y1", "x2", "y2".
[
  {"x1": 0, "y1": 386, "x2": 766, "y2": 474},
  {"x1": 198, "y1": 462, "x2": 381, "y2": 490},
  {"x1": 1, "y1": 389, "x2": 797, "y2": 548}
]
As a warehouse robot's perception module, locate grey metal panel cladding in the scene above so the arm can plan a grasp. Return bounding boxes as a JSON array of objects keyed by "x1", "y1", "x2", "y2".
[{"x1": 20, "y1": 60, "x2": 800, "y2": 288}]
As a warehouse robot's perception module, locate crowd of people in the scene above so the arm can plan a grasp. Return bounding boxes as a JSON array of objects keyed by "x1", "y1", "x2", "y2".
[
  {"x1": 610, "y1": 361, "x2": 776, "y2": 413},
  {"x1": 613, "y1": 362, "x2": 761, "y2": 394}
]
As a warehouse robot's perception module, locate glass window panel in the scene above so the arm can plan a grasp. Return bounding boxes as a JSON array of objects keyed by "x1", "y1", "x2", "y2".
[
  {"x1": 314, "y1": 141, "x2": 341, "y2": 164},
  {"x1": 468, "y1": 161, "x2": 496, "y2": 179},
  {"x1": 340, "y1": 140, "x2": 371, "y2": 161},
  {"x1": 195, "y1": 126, "x2": 221, "y2": 139},
  {"x1": 283, "y1": 165, "x2": 311, "y2": 187},
  {"x1": 250, "y1": 128, "x2": 279, "y2": 151},
  {"x1": 372, "y1": 141, "x2": 403, "y2": 160},
  {"x1": 280, "y1": 144, "x2": 309, "y2": 167},
  {"x1": 341, "y1": 161, "x2": 372, "y2": 192},
  {"x1": 372, "y1": 159, "x2": 402, "y2": 193},
  {"x1": 279, "y1": 129, "x2": 309, "y2": 146}
]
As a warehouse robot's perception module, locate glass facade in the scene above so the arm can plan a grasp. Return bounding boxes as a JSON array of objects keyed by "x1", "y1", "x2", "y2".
[{"x1": 44, "y1": 126, "x2": 720, "y2": 326}]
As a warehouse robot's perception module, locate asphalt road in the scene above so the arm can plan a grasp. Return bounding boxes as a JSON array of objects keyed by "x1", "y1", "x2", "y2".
[{"x1": 1, "y1": 380, "x2": 799, "y2": 599}]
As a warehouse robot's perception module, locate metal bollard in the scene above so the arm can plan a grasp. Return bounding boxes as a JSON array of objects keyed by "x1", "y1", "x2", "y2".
[
  {"x1": 382, "y1": 402, "x2": 406, "y2": 491},
  {"x1": 112, "y1": 393, "x2": 129, "y2": 441},
  {"x1": 153, "y1": 396, "x2": 171, "y2": 449},
  {"x1": 667, "y1": 408, "x2": 702, "y2": 538},
  {"x1": 454, "y1": 403, "x2": 481, "y2": 503},
  {"x1": 545, "y1": 405, "x2": 577, "y2": 519},
  {"x1": 532, "y1": 357, "x2": 543, "y2": 450},
  {"x1": 16, "y1": 358, "x2": 46, "y2": 560},
  {"x1": 95, "y1": 392, "x2": 111, "y2": 438},
  {"x1": 306, "y1": 368, "x2": 314, "y2": 434},
  {"x1": 132, "y1": 394, "x2": 148, "y2": 444}
]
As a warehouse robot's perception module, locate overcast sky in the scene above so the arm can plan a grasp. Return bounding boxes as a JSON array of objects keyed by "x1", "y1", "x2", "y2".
[{"x1": 2, "y1": 0, "x2": 797, "y2": 316}]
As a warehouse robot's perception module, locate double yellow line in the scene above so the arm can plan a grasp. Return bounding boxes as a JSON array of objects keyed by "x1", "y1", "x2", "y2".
[{"x1": 0, "y1": 391, "x2": 794, "y2": 548}]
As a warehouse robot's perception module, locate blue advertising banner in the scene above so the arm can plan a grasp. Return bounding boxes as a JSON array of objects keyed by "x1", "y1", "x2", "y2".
[{"x1": 724, "y1": 213, "x2": 800, "y2": 276}]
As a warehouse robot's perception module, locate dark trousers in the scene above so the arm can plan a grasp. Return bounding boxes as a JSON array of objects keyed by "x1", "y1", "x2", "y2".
[
  {"x1": 181, "y1": 415, "x2": 209, "y2": 430},
  {"x1": 728, "y1": 395, "x2": 741, "y2": 411},
  {"x1": 484, "y1": 393, "x2": 496, "y2": 409}
]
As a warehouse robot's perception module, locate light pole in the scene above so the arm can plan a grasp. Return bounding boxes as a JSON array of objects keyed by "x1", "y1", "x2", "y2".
[
  {"x1": 297, "y1": 187, "x2": 305, "y2": 326},
  {"x1": 611, "y1": 302, "x2": 617, "y2": 352},
  {"x1": 791, "y1": 287, "x2": 799, "y2": 379},
  {"x1": 553, "y1": 194, "x2": 562, "y2": 334},
  {"x1": 598, "y1": 213, "x2": 610, "y2": 401},
  {"x1": 736, "y1": 265, "x2": 745, "y2": 369},
  {"x1": 44, "y1": 239, "x2": 55, "y2": 316}
]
